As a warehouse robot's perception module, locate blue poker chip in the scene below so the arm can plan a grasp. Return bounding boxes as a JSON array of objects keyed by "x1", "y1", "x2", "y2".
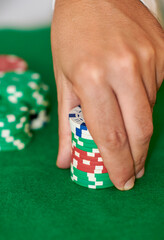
[
  {"x1": 69, "y1": 106, "x2": 87, "y2": 130},
  {"x1": 69, "y1": 106, "x2": 93, "y2": 140}
]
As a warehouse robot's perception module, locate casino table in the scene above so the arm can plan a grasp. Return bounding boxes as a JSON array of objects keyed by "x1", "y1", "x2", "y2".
[{"x1": 0, "y1": 28, "x2": 163, "y2": 240}]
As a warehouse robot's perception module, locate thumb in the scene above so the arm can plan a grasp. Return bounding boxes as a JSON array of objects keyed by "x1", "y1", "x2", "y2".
[{"x1": 56, "y1": 77, "x2": 80, "y2": 168}]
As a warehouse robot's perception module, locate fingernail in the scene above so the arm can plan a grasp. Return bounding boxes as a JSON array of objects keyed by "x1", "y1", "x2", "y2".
[
  {"x1": 124, "y1": 176, "x2": 135, "y2": 191},
  {"x1": 136, "y1": 168, "x2": 145, "y2": 179}
]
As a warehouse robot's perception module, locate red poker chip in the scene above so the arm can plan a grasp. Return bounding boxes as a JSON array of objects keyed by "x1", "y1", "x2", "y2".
[
  {"x1": 0, "y1": 55, "x2": 28, "y2": 72},
  {"x1": 72, "y1": 163, "x2": 108, "y2": 173},
  {"x1": 72, "y1": 149, "x2": 102, "y2": 161},
  {"x1": 72, "y1": 146, "x2": 101, "y2": 158},
  {"x1": 72, "y1": 154, "x2": 104, "y2": 166},
  {"x1": 72, "y1": 156, "x2": 105, "y2": 169},
  {"x1": 71, "y1": 158, "x2": 107, "y2": 173}
]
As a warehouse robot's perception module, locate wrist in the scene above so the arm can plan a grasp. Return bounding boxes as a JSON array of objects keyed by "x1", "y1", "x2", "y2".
[
  {"x1": 52, "y1": 0, "x2": 163, "y2": 26},
  {"x1": 140, "y1": 0, "x2": 164, "y2": 26},
  {"x1": 140, "y1": 0, "x2": 158, "y2": 17}
]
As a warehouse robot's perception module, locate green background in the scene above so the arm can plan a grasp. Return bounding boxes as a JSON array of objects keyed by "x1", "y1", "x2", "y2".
[{"x1": 0, "y1": 28, "x2": 163, "y2": 240}]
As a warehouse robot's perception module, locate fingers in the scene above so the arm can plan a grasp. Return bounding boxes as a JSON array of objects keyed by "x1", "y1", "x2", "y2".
[
  {"x1": 56, "y1": 74, "x2": 80, "y2": 168},
  {"x1": 153, "y1": 44, "x2": 164, "y2": 89},
  {"x1": 110, "y1": 55, "x2": 153, "y2": 178},
  {"x1": 138, "y1": 45, "x2": 157, "y2": 109},
  {"x1": 73, "y1": 63, "x2": 135, "y2": 190},
  {"x1": 131, "y1": 37, "x2": 157, "y2": 107}
]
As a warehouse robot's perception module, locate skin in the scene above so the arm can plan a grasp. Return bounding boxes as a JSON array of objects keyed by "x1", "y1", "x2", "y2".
[{"x1": 51, "y1": 0, "x2": 164, "y2": 191}]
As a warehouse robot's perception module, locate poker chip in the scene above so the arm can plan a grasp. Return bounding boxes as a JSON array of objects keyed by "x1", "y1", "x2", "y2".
[
  {"x1": 0, "y1": 101, "x2": 29, "y2": 129},
  {"x1": 71, "y1": 164, "x2": 111, "y2": 182},
  {"x1": 0, "y1": 70, "x2": 50, "y2": 130},
  {"x1": 0, "y1": 131, "x2": 32, "y2": 151},
  {"x1": 71, "y1": 164, "x2": 110, "y2": 181},
  {"x1": 72, "y1": 153, "x2": 103, "y2": 163},
  {"x1": 30, "y1": 110, "x2": 50, "y2": 130},
  {"x1": 1, "y1": 71, "x2": 42, "y2": 104},
  {"x1": 70, "y1": 172, "x2": 112, "y2": 189},
  {"x1": 72, "y1": 158, "x2": 108, "y2": 173},
  {"x1": 72, "y1": 140, "x2": 100, "y2": 153},
  {"x1": 70, "y1": 173, "x2": 112, "y2": 188},
  {"x1": 69, "y1": 106, "x2": 93, "y2": 140},
  {"x1": 72, "y1": 154, "x2": 103, "y2": 166},
  {"x1": 72, "y1": 132, "x2": 97, "y2": 148},
  {"x1": 69, "y1": 106, "x2": 114, "y2": 189},
  {"x1": 0, "y1": 100, "x2": 32, "y2": 151},
  {"x1": 72, "y1": 146, "x2": 101, "y2": 158},
  {"x1": 0, "y1": 55, "x2": 50, "y2": 151},
  {"x1": 0, "y1": 55, "x2": 28, "y2": 73}
]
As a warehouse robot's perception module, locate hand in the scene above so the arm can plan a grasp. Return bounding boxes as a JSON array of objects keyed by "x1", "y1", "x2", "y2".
[{"x1": 51, "y1": 0, "x2": 164, "y2": 190}]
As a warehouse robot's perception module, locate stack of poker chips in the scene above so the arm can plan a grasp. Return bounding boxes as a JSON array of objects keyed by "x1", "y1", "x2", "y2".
[
  {"x1": 0, "y1": 55, "x2": 50, "y2": 151},
  {"x1": 69, "y1": 106, "x2": 114, "y2": 189}
]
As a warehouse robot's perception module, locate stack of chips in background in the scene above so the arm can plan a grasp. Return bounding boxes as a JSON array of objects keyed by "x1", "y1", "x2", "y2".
[
  {"x1": 0, "y1": 101, "x2": 32, "y2": 151},
  {"x1": 69, "y1": 106, "x2": 113, "y2": 189},
  {"x1": 0, "y1": 55, "x2": 50, "y2": 151}
]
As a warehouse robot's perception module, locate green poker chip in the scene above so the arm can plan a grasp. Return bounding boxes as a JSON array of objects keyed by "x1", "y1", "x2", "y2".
[
  {"x1": 71, "y1": 164, "x2": 112, "y2": 182},
  {"x1": 72, "y1": 140, "x2": 99, "y2": 153},
  {"x1": 0, "y1": 102, "x2": 30, "y2": 138},
  {"x1": 1, "y1": 71, "x2": 41, "y2": 100},
  {"x1": 0, "y1": 71, "x2": 50, "y2": 114},
  {"x1": 70, "y1": 172, "x2": 113, "y2": 189},
  {"x1": 72, "y1": 132, "x2": 97, "y2": 148},
  {"x1": 71, "y1": 178, "x2": 111, "y2": 189},
  {"x1": 71, "y1": 165, "x2": 113, "y2": 187},
  {"x1": 0, "y1": 101, "x2": 30, "y2": 128},
  {"x1": 0, "y1": 130, "x2": 32, "y2": 151}
]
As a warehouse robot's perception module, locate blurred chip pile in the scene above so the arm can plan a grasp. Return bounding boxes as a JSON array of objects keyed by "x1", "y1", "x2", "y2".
[{"x1": 0, "y1": 55, "x2": 50, "y2": 151}]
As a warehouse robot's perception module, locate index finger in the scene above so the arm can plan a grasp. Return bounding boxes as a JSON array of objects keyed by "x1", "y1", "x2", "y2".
[{"x1": 73, "y1": 75, "x2": 135, "y2": 190}]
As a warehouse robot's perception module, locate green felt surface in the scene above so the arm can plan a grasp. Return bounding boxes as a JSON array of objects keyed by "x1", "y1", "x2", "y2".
[{"x1": 0, "y1": 28, "x2": 164, "y2": 240}]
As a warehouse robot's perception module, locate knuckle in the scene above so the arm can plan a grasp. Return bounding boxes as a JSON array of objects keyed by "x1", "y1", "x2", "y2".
[
  {"x1": 157, "y1": 70, "x2": 164, "y2": 89},
  {"x1": 114, "y1": 177, "x2": 126, "y2": 188},
  {"x1": 147, "y1": 89, "x2": 156, "y2": 107},
  {"x1": 149, "y1": 94, "x2": 156, "y2": 108},
  {"x1": 104, "y1": 130, "x2": 127, "y2": 150},
  {"x1": 158, "y1": 32, "x2": 164, "y2": 50},
  {"x1": 137, "y1": 120, "x2": 153, "y2": 143},
  {"x1": 118, "y1": 52, "x2": 138, "y2": 72},
  {"x1": 140, "y1": 44, "x2": 155, "y2": 62},
  {"x1": 107, "y1": 51, "x2": 138, "y2": 76},
  {"x1": 72, "y1": 58, "x2": 105, "y2": 87},
  {"x1": 135, "y1": 156, "x2": 146, "y2": 169},
  {"x1": 112, "y1": 169, "x2": 134, "y2": 188},
  {"x1": 159, "y1": 64, "x2": 164, "y2": 84}
]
